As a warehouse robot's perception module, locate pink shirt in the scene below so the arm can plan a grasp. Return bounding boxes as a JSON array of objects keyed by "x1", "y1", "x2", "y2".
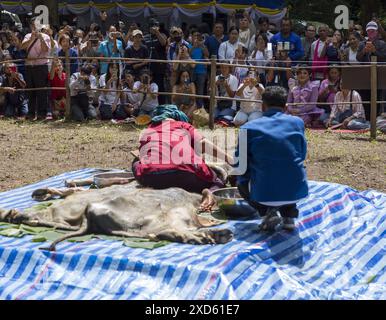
[{"x1": 22, "y1": 33, "x2": 51, "y2": 66}]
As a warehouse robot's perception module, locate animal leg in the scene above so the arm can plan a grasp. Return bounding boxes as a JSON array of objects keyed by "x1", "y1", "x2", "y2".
[
  {"x1": 110, "y1": 230, "x2": 148, "y2": 239},
  {"x1": 39, "y1": 215, "x2": 89, "y2": 252},
  {"x1": 155, "y1": 228, "x2": 231, "y2": 245}
]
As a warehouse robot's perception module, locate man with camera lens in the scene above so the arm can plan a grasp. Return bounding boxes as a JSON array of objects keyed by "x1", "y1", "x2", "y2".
[
  {"x1": 21, "y1": 16, "x2": 51, "y2": 120},
  {"x1": 69, "y1": 64, "x2": 97, "y2": 121},
  {"x1": 132, "y1": 69, "x2": 159, "y2": 116},
  {"x1": 143, "y1": 18, "x2": 167, "y2": 105},
  {"x1": 0, "y1": 62, "x2": 27, "y2": 119}
]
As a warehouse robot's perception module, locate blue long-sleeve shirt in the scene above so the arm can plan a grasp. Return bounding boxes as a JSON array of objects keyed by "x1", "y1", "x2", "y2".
[
  {"x1": 270, "y1": 32, "x2": 305, "y2": 63},
  {"x1": 236, "y1": 108, "x2": 309, "y2": 202}
]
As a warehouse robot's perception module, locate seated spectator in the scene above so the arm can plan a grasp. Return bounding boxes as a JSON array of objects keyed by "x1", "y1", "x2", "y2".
[
  {"x1": 58, "y1": 34, "x2": 78, "y2": 75},
  {"x1": 190, "y1": 31, "x2": 208, "y2": 108},
  {"x1": 124, "y1": 29, "x2": 149, "y2": 80},
  {"x1": 0, "y1": 63, "x2": 27, "y2": 119},
  {"x1": 69, "y1": 64, "x2": 97, "y2": 121},
  {"x1": 171, "y1": 43, "x2": 195, "y2": 87},
  {"x1": 340, "y1": 32, "x2": 361, "y2": 64},
  {"x1": 377, "y1": 113, "x2": 386, "y2": 133},
  {"x1": 325, "y1": 81, "x2": 369, "y2": 130},
  {"x1": 120, "y1": 71, "x2": 139, "y2": 118},
  {"x1": 233, "y1": 46, "x2": 250, "y2": 86},
  {"x1": 234, "y1": 68, "x2": 264, "y2": 126},
  {"x1": 49, "y1": 59, "x2": 67, "y2": 119},
  {"x1": 287, "y1": 65, "x2": 324, "y2": 128},
  {"x1": 132, "y1": 69, "x2": 159, "y2": 116},
  {"x1": 214, "y1": 64, "x2": 238, "y2": 123},
  {"x1": 218, "y1": 27, "x2": 241, "y2": 61},
  {"x1": 172, "y1": 70, "x2": 196, "y2": 119},
  {"x1": 266, "y1": 50, "x2": 293, "y2": 90},
  {"x1": 318, "y1": 65, "x2": 341, "y2": 115},
  {"x1": 98, "y1": 62, "x2": 126, "y2": 120}
]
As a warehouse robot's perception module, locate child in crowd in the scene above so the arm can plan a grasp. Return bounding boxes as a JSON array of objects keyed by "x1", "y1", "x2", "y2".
[
  {"x1": 49, "y1": 59, "x2": 66, "y2": 119},
  {"x1": 234, "y1": 68, "x2": 264, "y2": 126}
]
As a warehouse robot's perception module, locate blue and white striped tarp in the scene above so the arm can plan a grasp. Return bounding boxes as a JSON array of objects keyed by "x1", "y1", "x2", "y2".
[{"x1": 0, "y1": 169, "x2": 385, "y2": 300}]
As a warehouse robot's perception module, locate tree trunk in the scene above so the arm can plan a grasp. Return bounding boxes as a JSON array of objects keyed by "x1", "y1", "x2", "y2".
[{"x1": 32, "y1": 0, "x2": 59, "y2": 27}]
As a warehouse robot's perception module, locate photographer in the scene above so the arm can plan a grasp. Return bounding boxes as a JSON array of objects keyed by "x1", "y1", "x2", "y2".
[
  {"x1": 213, "y1": 63, "x2": 238, "y2": 123},
  {"x1": 21, "y1": 16, "x2": 51, "y2": 120},
  {"x1": 234, "y1": 68, "x2": 264, "y2": 126},
  {"x1": 80, "y1": 31, "x2": 101, "y2": 62},
  {"x1": 0, "y1": 62, "x2": 27, "y2": 119},
  {"x1": 69, "y1": 64, "x2": 97, "y2": 121},
  {"x1": 144, "y1": 18, "x2": 167, "y2": 104},
  {"x1": 172, "y1": 70, "x2": 196, "y2": 119},
  {"x1": 132, "y1": 69, "x2": 159, "y2": 116},
  {"x1": 98, "y1": 62, "x2": 126, "y2": 120},
  {"x1": 120, "y1": 71, "x2": 139, "y2": 118},
  {"x1": 98, "y1": 26, "x2": 124, "y2": 75},
  {"x1": 124, "y1": 29, "x2": 149, "y2": 80}
]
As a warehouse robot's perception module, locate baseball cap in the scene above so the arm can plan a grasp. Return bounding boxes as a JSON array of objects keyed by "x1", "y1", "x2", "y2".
[
  {"x1": 366, "y1": 21, "x2": 378, "y2": 31},
  {"x1": 132, "y1": 29, "x2": 143, "y2": 37}
]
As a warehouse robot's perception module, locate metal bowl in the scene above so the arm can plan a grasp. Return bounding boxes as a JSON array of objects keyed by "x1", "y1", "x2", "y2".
[
  {"x1": 212, "y1": 187, "x2": 257, "y2": 218},
  {"x1": 93, "y1": 172, "x2": 135, "y2": 188}
]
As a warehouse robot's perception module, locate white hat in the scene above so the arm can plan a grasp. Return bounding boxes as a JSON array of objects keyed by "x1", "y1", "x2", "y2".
[
  {"x1": 366, "y1": 21, "x2": 378, "y2": 31},
  {"x1": 132, "y1": 29, "x2": 143, "y2": 37}
]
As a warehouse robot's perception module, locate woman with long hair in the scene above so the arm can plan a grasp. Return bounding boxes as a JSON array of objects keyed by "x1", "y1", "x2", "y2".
[{"x1": 172, "y1": 70, "x2": 197, "y2": 119}]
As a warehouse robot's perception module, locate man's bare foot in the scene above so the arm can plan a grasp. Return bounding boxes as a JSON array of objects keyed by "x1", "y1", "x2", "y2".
[{"x1": 200, "y1": 189, "x2": 216, "y2": 212}]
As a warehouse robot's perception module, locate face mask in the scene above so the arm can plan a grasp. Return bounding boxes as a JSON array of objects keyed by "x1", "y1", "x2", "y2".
[
  {"x1": 174, "y1": 36, "x2": 182, "y2": 43},
  {"x1": 184, "y1": 79, "x2": 190, "y2": 85}
]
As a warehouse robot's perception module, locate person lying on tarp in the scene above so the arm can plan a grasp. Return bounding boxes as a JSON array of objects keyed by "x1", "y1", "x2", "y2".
[
  {"x1": 235, "y1": 86, "x2": 309, "y2": 232},
  {"x1": 132, "y1": 104, "x2": 233, "y2": 210}
]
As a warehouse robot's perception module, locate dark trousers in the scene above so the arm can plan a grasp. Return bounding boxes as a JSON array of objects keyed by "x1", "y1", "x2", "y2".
[
  {"x1": 133, "y1": 164, "x2": 224, "y2": 194},
  {"x1": 25, "y1": 65, "x2": 49, "y2": 118},
  {"x1": 359, "y1": 90, "x2": 382, "y2": 121},
  {"x1": 250, "y1": 202, "x2": 299, "y2": 218}
]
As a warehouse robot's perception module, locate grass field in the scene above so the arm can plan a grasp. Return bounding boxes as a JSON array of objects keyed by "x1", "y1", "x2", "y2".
[{"x1": 0, "y1": 119, "x2": 385, "y2": 193}]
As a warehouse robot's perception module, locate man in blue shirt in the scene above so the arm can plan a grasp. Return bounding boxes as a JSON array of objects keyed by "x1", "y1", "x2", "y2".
[
  {"x1": 236, "y1": 86, "x2": 309, "y2": 231},
  {"x1": 204, "y1": 22, "x2": 228, "y2": 59},
  {"x1": 270, "y1": 18, "x2": 304, "y2": 64},
  {"x1": 98, "y1": 26, "x2": 124, "y2": 75}
]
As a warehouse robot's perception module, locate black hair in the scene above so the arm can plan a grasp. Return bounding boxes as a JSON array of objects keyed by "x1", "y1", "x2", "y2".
[
  {"x1": 106, "y1": 62, "x2": 119, "y2": 84},
  {"x1": 258, "y1": 17, "x2": 269, "y2": 25},
  {"x1": 175, "y1": 69, "x2": 191, "y2": 86},
  {"x1": 140, "y1": 68, "x2": 152, "y2": 77},
  {"x1": 80, "y1": 64, "x2": 92, "y2": 76},
  {"x1": 255, "y1": 32, "x2": 269, "y2": 46},
  {"x1": 228, "y1": 26, "x2": 239, "y2": 34},
  {"x1": 262, "y1": 86, "x2": 288, "y2": 109},
  {"x1": 239, "y1": 46, "x2": 249, "y2": 55},
  {"x1": 296, "y1": 64, "x2": 311, "y2": 75},
  {"x1": 349, "y1": 31, "x2": 362, "y2": 41}
]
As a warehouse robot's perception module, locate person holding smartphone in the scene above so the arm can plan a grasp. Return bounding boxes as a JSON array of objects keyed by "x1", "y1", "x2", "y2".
[{"x1": 132, "y1": 69, "x2": 159, "y2": 116}]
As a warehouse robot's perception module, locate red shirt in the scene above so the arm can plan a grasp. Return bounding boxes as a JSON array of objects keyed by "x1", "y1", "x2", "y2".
[
  {"x1": 49, "y1": 72, "x2": 66, "y2": 100},
  {"x1": 134, "y1": 120, "x2": 215, "y2": 182}
]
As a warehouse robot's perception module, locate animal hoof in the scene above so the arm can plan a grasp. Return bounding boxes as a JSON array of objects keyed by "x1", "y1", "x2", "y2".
[
  {"x1": 207, "y1": 229, "x2": 233, "y2": 244},
  {"x1": 39, "y1": 246, "x2": 56, "y2": 252}
]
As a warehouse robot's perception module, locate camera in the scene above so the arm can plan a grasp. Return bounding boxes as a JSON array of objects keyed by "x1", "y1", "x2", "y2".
[
  {"x1": 149, "y1": 18, "x2": 160, "y2": 29},
  {"x1": 219, "y1": 75, "x2": 226, "y2": 81}
]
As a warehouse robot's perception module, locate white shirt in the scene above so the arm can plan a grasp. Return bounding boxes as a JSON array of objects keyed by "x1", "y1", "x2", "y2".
[
  {"x1": 99, "y1": 73, "x2": 120, "y2": 105},
  {"x1": 238, "y1": 83, "x2": 264, "y2": 113},
  {"x1": 349, "y1": 48, "x2": 359, "y2": 63},
  {"x1": 330, "y1": 90, "x2": 366, "y2": 120},
  {"x1": 215, "y1": 74, "x2": 239, "y2": 109},
  {"x1": 133, "y1": 81, "x2": 159, "y2": 111},
  {"x1": 248, "y1": 50, "x2": 266, "y2": 74},
  {"x1": 218, "y1": 41, "x2": 241, "y2": 61}
]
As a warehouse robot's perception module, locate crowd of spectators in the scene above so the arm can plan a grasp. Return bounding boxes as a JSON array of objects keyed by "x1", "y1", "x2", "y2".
[{"x1": 0, "y1": 10, "x2": 386, "y2": 132}]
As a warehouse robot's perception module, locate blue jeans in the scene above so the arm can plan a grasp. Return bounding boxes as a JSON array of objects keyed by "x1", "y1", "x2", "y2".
[
  {"x1": 214, "y1": 107, "x2": 235, "y2": 121},
  {"x1": 192, "y1": 73, "x2": 207, "y2": 108}
]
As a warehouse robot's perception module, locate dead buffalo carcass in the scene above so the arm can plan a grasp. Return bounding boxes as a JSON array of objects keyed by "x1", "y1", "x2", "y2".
[{"x1": 0, "y1": 183, "x2": 233, "y2": 251}]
